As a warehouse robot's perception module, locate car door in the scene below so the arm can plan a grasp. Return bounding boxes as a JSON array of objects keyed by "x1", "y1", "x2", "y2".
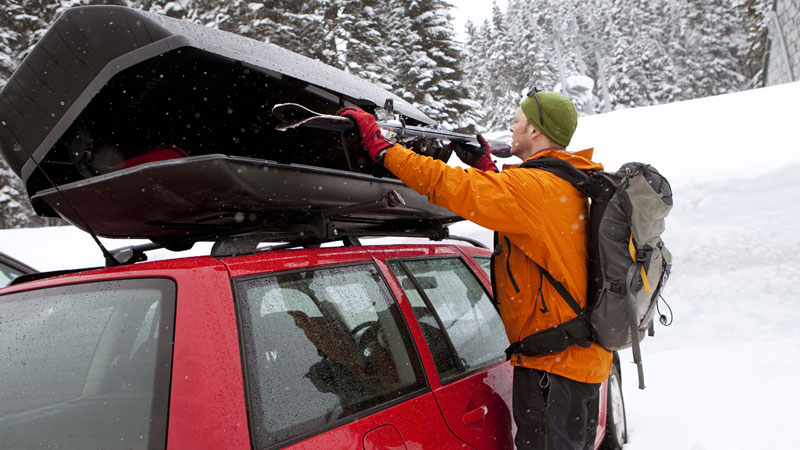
[
  {"x1": 386, "y1": 255, "x2": 514, "y2": 450},
  {"x1": 228, "y1": 256, "x2": 468, "y2": 450}
]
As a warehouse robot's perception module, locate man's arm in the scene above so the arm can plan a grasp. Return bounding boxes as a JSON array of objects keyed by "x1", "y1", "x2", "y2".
[
  {"x1": 337, "y1": 107, "x2": 546, "y2": 235},
  {"x1": 383, "y1": 144, "x2": 545, "y2": 236}
]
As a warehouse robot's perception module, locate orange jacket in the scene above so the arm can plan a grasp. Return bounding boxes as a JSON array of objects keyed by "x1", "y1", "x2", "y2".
[{"x1": 384, "y1": 144, "x2": 612, "y2": 383}]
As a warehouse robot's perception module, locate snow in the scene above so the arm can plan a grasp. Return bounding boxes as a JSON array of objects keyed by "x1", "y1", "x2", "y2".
[{"x1": 2, "y1": 81, "x2": 800, "y2": 448}]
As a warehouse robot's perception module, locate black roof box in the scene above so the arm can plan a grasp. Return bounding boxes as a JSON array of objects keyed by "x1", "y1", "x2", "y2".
[
  {"x1": 0, "y1": 5, "x2": 434, "y2": 196},
  {"x1": 0, "y1": 6, "x2": 460, "y2": 247}
]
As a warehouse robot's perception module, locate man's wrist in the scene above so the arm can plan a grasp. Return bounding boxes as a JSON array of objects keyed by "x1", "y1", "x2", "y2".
[
  {"x1": 376, "y1": 148, "x2": 388, "y2": 165},
  {"x1": 474, "y1": 155, "x2": 498, "y2": 172}
]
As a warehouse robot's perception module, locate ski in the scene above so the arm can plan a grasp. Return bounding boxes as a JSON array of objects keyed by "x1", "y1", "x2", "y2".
[{"x1": 272, "y1": 103, "x2": 511, "y2": 157}]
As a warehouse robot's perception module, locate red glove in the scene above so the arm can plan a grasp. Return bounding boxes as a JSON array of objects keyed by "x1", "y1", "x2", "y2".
[
  {"x1": 453, "y1": 134, "x2": 498, "y2": 172},
  {"x1": 338, "y1": 107, "x2": 395, "y2": 163}
]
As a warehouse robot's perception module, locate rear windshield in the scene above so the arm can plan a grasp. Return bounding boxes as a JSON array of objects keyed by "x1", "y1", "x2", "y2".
[{"x1": 0, "y1": 278, "x2": 176, "y2": 449}]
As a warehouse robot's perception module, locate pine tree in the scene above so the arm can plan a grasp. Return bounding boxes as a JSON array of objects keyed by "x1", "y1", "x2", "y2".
[
  {"x1": 479, "y1": 3, "x2": 519, "y2": 130},
  {"x1": 736, "y1": 0, "x2": 771, "y2": 87},
  {"x1": 388, "y1": 0, "x2": 474, "y2": 130},
  {"x1": 0, "y1": 160, "x2": 45, "y2": 228},
  {"x1": 461, "y1": 19, "x2": 492, "y2": 131},
  {"x1": 324, "y1": 0, "x2": 394, "y2": 89},
  {"x1": 672, "y1": 0, "x2": 750, "y2": 100},
  {"x1": 583, "y1": 0, "x2": 679, "y2": 108}
]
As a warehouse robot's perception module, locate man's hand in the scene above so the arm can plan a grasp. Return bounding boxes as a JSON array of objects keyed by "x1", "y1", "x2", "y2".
[
  {"x1": 338, "y1": 107, "x2": 395, "y2": 163},
  {"x1": 453, "y1": 135, "x2": 498, "y2": 172}
]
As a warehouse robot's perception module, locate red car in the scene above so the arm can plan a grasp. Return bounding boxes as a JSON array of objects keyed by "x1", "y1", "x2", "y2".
[{"x1": 0, "y1": 241, "x2": 626, "y2": 449}]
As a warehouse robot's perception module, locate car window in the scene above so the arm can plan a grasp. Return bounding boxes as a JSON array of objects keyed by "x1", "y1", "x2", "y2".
[
  {"x1": 0, "y1": 261, "x2": 25, "y2": 286},
  {"x1": 236, "y1": 264, "x2": 426, "y2": 448},
  {"x1": 389, "y1": 258, "x2": 508, "y2": 378},
  {"x1": 0, "y1": 278, "x2": 175, "y2": 450},
  {"x1": 388, "y1": 261, "x2": 461, "y2": 379},
  {"x1": 0, "y1": 262, "x2": 22, "y2": 287}
]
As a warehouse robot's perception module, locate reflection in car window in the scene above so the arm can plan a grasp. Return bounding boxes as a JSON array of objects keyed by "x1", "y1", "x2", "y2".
[
  {"x1": 393, "y1": 258, "x2": 508, "y2": 376},
  {"x1": 0, "y1": 279, "x2": 175, "y2": 449},
  {"x1": 237, "y1": 264, "x2": 425, "y2": 448}
]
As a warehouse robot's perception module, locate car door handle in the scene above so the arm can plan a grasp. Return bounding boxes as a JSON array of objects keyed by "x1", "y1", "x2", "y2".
[{"x1": 462, "y1": 405, "x2": 488, "y2": 426}]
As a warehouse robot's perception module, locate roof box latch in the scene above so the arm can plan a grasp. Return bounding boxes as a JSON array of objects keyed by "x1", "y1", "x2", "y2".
[{"x1": 386, "y1": 190, "x2": 405, "y2": 208}]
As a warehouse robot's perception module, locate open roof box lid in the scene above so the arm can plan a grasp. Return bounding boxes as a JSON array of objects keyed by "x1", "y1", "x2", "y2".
[{"x1": 0, "y1": 6, "x2": 459, "y2": 249}]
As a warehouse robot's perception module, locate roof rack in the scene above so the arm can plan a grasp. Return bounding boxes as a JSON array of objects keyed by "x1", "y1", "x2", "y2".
[{"x1": 106, "y1": 224, "x2": 487, "y2": 266}]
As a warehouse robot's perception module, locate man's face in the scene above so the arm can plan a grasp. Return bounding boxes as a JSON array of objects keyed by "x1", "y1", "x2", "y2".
[{"x1": 509, "y1": 108, "x2": 535, "y2": 159}]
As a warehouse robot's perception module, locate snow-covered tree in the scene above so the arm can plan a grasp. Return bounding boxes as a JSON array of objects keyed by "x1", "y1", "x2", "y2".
[
  {"x1": 735, "y1": 0, "x2": 771, "y2": 87},
  {"x1": 594, "y1": 0, "x2": 681, "y2": 107},
  {"x1": 479, "y1": 3, "x2": 520, "y2": 130},
  {"x1": 671, "y1": 0, "x2": 749, "y2": 100},
  {"x1": 324, "y1": 0, "x2": 394, "y2": 89},
  {"x1": 388, "y1": 0, "x2": 475, "y2": 130},
  {"x1": 474, "y1": 0, "x2": 761, "y2": 112}
]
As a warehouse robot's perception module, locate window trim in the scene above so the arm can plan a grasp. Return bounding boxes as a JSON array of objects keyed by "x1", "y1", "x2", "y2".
[
  {"x1": 231, "y1": 261, "x2": 430, "y2": 450},
  {"x1": 386, "y1": 255, "x2": 507, "y2": 384}
]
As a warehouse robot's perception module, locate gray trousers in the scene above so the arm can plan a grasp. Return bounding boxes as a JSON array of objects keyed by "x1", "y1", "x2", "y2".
[{"x1": 513, "y1": 366, "x2": 601, "y2": 450}]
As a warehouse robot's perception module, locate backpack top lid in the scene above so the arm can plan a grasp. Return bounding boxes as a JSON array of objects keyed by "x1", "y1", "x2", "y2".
[{"x1": 617, "y1": 163, "x2": 673, "y2": 245}]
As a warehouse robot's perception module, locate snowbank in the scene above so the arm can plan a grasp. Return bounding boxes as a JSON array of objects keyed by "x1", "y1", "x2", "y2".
[{"x1": 570, "y1": 81, "x2": 800, "y2": 185}]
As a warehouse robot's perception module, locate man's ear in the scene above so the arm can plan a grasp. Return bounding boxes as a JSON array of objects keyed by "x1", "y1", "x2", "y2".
[{"x1": 530, "y1": 128, "x2": 541, "y2": 140}]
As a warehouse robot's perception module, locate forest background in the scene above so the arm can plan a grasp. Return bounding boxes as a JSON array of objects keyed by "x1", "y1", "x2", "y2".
[{"x1": 0, "y1": 0, "x2": 772, "y2": 227}]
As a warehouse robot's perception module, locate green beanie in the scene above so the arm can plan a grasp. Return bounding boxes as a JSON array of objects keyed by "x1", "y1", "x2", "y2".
[{"x1": 520, "y1": 91, "x2": 578, "y2": 147}]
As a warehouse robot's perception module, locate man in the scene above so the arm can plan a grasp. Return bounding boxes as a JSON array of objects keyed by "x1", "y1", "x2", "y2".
[{"x1": 340, "y1": 90, "x2": 612, "y2": 450}]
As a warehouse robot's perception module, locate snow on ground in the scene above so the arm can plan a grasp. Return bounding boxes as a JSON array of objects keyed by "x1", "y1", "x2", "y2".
[{"x1": 2, "y1": 81, "x2": 800, "y2": 449}]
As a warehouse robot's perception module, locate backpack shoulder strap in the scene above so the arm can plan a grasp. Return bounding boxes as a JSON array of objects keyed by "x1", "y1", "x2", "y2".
[{"x1": 519, "y1": 157, "x2": 596, "y2": 199}]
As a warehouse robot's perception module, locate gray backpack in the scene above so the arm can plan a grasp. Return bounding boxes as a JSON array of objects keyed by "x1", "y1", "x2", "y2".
[{"x1": 505, "y1": 158, "x2": 673, "y2": 389}]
